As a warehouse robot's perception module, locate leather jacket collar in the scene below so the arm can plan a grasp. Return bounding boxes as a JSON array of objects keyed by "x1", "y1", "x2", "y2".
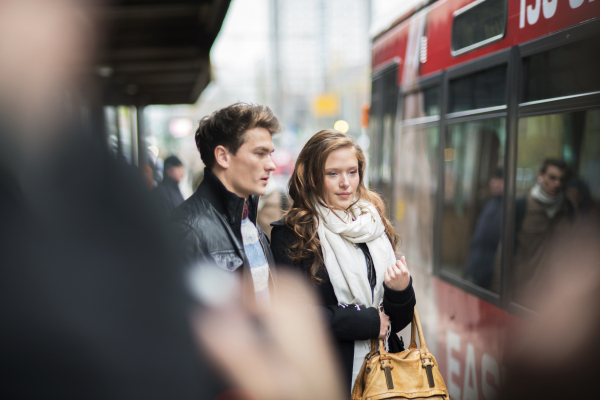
[{"x1": 196, "y1": 168, "x2": 260, "y2": 236}]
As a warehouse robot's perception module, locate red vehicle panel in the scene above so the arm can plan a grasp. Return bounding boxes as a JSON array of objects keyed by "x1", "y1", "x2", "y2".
[
  {"x1": 373, "y1": 0, "x2": 600, "y2": 82},
  {"x1": 434, "y1": 278, "x2": 523, "y2": 400}
]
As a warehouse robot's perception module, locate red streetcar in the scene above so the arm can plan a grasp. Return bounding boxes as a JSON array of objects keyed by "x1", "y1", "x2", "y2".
[{"x1": 369, "y1": 1, "x2": 600, "y2": 399}]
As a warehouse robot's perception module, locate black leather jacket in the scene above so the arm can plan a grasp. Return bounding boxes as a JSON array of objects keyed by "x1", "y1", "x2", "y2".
[{"x1": 171, "y1": 169, "x2": 276, "y2": 291}]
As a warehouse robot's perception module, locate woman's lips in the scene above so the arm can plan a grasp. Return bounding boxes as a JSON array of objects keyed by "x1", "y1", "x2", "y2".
[{"x1": 336, "y1": 193, "x2": 351, "y2": 198}]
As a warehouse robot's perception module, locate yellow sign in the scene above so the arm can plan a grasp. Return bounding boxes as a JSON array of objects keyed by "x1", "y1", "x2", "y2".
[
  {"x1": 395, "y1": 200, "x2": 406, "y2": 222},
  {"x1": 312, "y1": 94, "x2": 340, "y2": 117}
]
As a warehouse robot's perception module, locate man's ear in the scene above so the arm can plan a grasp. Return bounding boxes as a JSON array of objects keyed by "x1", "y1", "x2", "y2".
[{"x1": 214, "y1": 145, "x2": 230, "y2": 169}]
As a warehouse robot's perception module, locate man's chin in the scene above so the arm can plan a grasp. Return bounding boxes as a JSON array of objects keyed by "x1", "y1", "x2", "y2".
[{"x1": 252, "y1": 186, "x2": 267, "y2": 197}]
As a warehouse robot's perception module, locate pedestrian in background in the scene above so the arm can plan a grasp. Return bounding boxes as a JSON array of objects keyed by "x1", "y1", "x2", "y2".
[
  {"x1": 153, "y1": 155, "x2": 185, "y2": 215},
  {"x1": 270, "y1": 129, "x2": 416, "y2": 393}
]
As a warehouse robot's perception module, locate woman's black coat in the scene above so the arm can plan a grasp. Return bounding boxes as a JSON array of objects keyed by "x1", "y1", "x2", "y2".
[{"x1": 270, "y1": 219, "x2": 416, "y2": 391}]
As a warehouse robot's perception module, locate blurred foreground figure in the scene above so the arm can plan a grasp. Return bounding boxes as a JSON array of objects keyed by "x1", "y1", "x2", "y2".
[
  {"x1": 0, "y1": 1, "x2": 216, "y2": 398},
  {"x1": 500, "y1": 218, "x2": 600, "y2": 400},
  {"x1": 190, "y1": 266, "x2": 345, "y2": 400}
]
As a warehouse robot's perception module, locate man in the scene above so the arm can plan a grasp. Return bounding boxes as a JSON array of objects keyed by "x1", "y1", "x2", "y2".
[
  {"x1": 513, "y1": 159, "x2": 572, "y2": 306},
  {"x1": 465, "y1": 168, "x2": 504, "y2": 290},
  {"x1": 171, "y1": 103, "x2": 282, "y2": 307},
  {"x1": 153, "y1": 155, "x2": 185, "y2": 215}
]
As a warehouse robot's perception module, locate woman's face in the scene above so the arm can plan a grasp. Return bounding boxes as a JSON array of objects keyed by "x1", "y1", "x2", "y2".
[{"x1": 322, "y1": 146, "x2": 360, "y2": 210}]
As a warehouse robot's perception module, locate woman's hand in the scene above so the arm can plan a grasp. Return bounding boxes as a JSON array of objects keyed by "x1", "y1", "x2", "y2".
[
  {"x1": 384, "y1": 256, "x2": 411, "y2": 291},
  {"x1": 378, "y1": 313, "x2": 390, "y2": 340}
]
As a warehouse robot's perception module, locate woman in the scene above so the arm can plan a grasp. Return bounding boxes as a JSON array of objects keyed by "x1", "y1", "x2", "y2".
[{"x1": 270, "y1": 129, "x2": 415, "y2": 392}]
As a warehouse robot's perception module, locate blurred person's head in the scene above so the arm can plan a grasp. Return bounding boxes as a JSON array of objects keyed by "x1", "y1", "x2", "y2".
[
  {"x1": 490, "y1": 168, "x2": 504, "y2": 197},
  {"x1": 537, "y1": 159, "x2": 568, "y2": 197},
  {"x1": 0, "y1": 0, "x2": 95, "y2": 145},
  {"x1": 566, "y1": 177, "x2": 594, "y2": 211},
  {"x1": 285, "y1": 130, "x2": 399, "y2": 280},
  {"x1": 194, "y1": 103, "x2": 282, "y2": 199},
  {"x1": 163, "y1": 155, "x2": 185, "y2": 183}
]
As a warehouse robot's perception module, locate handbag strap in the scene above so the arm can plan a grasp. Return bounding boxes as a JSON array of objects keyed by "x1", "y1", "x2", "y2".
[
  {"x1": 409, "y1": 311, "x2": 417, "y2": 350},
  {"x1": 381, "y1": 307, "x2": 429, "y2": 355}
]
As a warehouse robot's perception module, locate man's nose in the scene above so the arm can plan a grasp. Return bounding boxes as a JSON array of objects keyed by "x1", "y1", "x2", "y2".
[{"x1": 265, "y1": 154, "x2": 276, "y2": 171}]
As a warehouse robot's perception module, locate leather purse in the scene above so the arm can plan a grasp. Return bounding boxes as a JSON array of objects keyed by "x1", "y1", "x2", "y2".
[{"x1": 351, "y1": 308, "x2": 449, "y2": 400}]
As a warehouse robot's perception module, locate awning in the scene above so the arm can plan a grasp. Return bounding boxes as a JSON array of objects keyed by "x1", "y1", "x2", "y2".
[{"x1": 97, "y1": 0, "x2": 231, "y2": 106}]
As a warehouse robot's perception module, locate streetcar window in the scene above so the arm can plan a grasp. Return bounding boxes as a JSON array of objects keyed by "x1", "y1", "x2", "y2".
[
  {"x1": 394, "y1": 125, "x2": 439, "y2": 269},
  {"x1": 369, "y1": 65, "x2": 398, "y2": 216},
  {"x1": 441, "y1": 118, "x2": 506, "y2": 293},
  {"x1": 395, "y1": 88, "x2": 441, "y2": 267},
  {"x1": 522, "y1": 36, "x2": 600, "y2": 103},
  {"x1": 511, "y1": 108, "x2": 600, "y2": 309},
  {"x1": 449, "y1": 65, "x2": 506, "y2": 113},
  {"x1": 403, "y1": 86, "x2": 440, "y2": 120},
  {"x1": 451, "y1": 0, "x2": 506, "y2": 56}
]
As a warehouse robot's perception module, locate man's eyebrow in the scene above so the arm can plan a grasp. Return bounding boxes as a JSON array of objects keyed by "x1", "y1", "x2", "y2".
[{"x1": 254, "y1": 146, "x2": 273, "y2": 152}]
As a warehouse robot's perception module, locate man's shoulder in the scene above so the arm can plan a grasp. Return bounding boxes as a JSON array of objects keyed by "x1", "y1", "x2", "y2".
[{"x1": 171, "y1": 192, "x2": 221, "y2": 230}]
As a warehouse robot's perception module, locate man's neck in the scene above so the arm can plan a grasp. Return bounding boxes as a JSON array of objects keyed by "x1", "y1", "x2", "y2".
[{"x1": 210, "y1": 167, "x2": 247, "y2": 200}]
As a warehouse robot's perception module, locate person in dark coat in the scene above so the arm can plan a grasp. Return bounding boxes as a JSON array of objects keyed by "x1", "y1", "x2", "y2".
[
  {"x1": 465, "y1": 169, "x2": 504, "y2": 289},
  {"x1": 171, "y1": 103, "x2": 283, "y2": 308},
  {"x1": 270, "y1": 129, "x2": 416, "y2": 394},
  {"x1": 153, "y1": 155, "x2": 185, "y2": 215}
]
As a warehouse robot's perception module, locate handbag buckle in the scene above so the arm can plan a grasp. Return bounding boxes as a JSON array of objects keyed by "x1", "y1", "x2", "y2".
[
  {"x1": 380, "y1": 360, "x2": 394, "y2": 390},
  {"x1": 421, "y1": 358, "x2": 435, "y2": 388}
]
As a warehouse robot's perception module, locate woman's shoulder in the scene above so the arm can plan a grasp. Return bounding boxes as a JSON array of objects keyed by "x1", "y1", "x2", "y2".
[{"x1": 269, "y1": 217, "x2": 295, "y2": 263}]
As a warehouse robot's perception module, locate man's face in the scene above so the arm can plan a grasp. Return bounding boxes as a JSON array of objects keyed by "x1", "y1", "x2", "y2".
[
  {"x1": 166, "y1": 165, "x2": 185, "y2": 183},
  {"x1": 539, "y1": 165, "x2": 566, "y2": 197},
  {"x1": 225, "y1": 127, "x2": 276, "y2": 198}
]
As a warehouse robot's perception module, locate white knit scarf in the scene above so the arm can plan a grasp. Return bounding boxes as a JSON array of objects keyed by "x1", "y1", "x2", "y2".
[
  {"x1": 314, "y1": 199, "x2": 397, "y2": 389},
  {"x1": 531, "y1": 183, "x2": 564, "y2": 218}
]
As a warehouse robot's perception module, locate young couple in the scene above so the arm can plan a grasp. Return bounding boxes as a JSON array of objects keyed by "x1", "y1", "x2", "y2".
[{"x1": 172, "y1": 103, "x2": 415, "y2": 391}]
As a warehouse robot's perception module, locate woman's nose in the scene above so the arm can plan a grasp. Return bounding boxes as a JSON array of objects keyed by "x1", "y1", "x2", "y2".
[{"x1": 340, "y1": 175, "x2": 349, "y2": 187}]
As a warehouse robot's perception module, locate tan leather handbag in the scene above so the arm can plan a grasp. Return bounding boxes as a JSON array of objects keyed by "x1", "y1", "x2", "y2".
[{"x1": 351, "y1": 308, "x2": 448, "y2": 400}]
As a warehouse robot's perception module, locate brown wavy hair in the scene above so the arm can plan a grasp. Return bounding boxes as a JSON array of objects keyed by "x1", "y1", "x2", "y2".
[{"x1": 285, "y1": 129, "x2": 399, "y2": 282}]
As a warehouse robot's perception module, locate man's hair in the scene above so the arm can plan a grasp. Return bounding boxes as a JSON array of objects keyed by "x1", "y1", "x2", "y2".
[
  {"x1": 194, "y1": 103, "x2": 283, "y2": 170},
  {"x1": 163, "y1": 155, "x2": 183, "y2": 170},
  {"x1": 539, "y1": 158, "x2": 568, "y2": 175}
]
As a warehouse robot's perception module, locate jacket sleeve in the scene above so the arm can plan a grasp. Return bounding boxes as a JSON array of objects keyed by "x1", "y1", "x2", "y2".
[
  {"x1": 321, "y1": 304, "x2": 381, "y2": 341},
  {"x1": 170, "y1": 220, "x2": 210, "y2": 268},
  {"x1": 270, "y1": 223, "x2": 382, "y2": 341},
  {"x1": 383, "y1": 277, "x2": 416, "y2": 334}
]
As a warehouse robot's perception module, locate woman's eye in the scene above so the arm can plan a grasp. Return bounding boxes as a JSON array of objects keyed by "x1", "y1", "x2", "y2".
[
  {"x1": 349, "y1": 170, "x2": 357, "y2": 175},
  {"x1": 327, "y1": 172, "x2": 337, "y2": 176}
]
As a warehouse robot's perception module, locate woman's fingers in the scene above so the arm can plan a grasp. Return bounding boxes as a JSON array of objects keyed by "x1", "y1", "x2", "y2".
[{"x1": 379, "y1": 313, "x2": 391, "y2": 339}]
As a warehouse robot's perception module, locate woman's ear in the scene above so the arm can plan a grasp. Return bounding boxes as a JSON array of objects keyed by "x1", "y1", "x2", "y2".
[{"x1": 214, "y1": 145, "x2": 230, "y2": 169}]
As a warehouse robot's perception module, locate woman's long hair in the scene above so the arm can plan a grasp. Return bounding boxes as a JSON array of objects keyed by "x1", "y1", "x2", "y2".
[{"x1": 285, "y1": 129, "x2": 400, "y2": 282}]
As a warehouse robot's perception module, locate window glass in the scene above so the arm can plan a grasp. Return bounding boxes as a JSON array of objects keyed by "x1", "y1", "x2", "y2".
[
  {"x1": 404, "y1": 87, "x2": 440, "y2": 120},
  {"x1": 370, "y1": 67, "x2": 398, "y2": 218},
  {"x1": 395, "y1": 125, "x2": 439, "y2": 271},
  {"x1": 369, "y1": 75, "x2": 384, "y2": 185},
  {"x1": 522, "y1": 36, "x2": 600, "y2": 103},
  {"x1": 441, "y1": 118, "x2": 506, "y2": 293},
  {"x1": 512, "y1": 108, "x2": 600, "y2": 308},
  {"x1": 449, "y1": 65, "x2": 506, "y2": 113},
  {"x1": 452, "y1": 0, "x2": 506, "y2": 54}
]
